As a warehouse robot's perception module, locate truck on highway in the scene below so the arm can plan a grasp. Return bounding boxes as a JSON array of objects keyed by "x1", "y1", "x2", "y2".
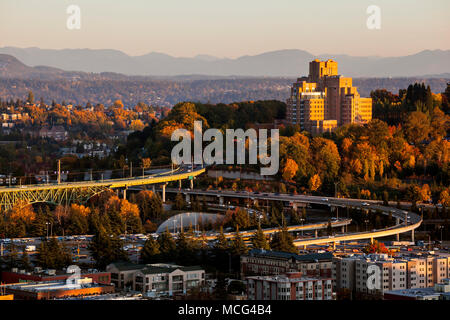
[{"x1": 25, "y1": 245, "x2": 36, "y2": 252}]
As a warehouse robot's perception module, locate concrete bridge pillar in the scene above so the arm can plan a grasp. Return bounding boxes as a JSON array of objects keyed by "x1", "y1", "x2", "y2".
[
  {"x1": 219, "y1": 196, "x2": 224, "y2": 206},
  {"x1": 341, "y1": 226, "x2": 345, "y2": 233},
  {"x1": 185, "y1": 193, "x2": 190, "y2": 203},
  {"x1": 162, "y1": 184, "x2": 166, "y2": 203},
  {"x1": 123, "y1": 187, "x2": 127, "y2": 200},
  {"x1": 179, "y1": 180, "x2": 182, "y2": 190},
  {"x1": 411, "y1": 230, "x2": 415, "y2": 243},
  {"x1": 396, "y1": 217, "x2": 400, "y2": 225},
  {"x1": 152, "y1": 185, "x2": 155, "y2": 193},
  {"x1": 315, "y1": 229, "x2": 318, "y2": 238}
]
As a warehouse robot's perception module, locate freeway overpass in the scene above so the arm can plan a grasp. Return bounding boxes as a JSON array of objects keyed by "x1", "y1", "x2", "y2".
[
  {"x1": 0, "y1": 166, "x2": 205, "y2": 211},
  {"x1": 198, "y1": 219, "x2": 352, "y2": 241},
  {"x1": 165, "y1": 188, "x2": 422, "y2": 247}
]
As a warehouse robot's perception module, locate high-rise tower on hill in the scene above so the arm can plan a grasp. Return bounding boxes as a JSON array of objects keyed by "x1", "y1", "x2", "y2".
[{"x1": 286, "y1": 59, "x2": 372, "y2": 134}]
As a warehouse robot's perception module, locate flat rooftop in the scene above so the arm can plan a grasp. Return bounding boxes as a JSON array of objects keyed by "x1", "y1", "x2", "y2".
[
  {"x1": 7, "y1": 280, "x2": 108, "y2": 292},
  {"x1": 385, "y1": 287, "x2": 440, "y2": 299}
]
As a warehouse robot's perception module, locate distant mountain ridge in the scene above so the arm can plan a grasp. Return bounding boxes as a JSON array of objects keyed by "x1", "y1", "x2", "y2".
[{"x1": 0, "y1": 47, "x2": 449, "y2": 78}]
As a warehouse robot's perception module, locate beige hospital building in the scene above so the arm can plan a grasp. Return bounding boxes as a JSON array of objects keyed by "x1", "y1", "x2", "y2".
[{"x1": 286, "y1": 59, "x2": 372, "y2": 134}]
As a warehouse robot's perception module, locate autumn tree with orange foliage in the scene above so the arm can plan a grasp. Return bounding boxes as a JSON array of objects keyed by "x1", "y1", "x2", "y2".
[
  {"x1": 282, "y1": 158, "x2": 298, "y2": 181},
  {"x1": 362, "y1": 240, "x2": 393, "y2": 255}
]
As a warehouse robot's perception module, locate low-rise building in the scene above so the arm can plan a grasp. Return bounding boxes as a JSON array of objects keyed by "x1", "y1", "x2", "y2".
[
  {"x1": 106, "y1": 262, "x2": 146, "y2": 290},
  {"x1": 106, "y1": 262, "x2": 205, "y2": 297},
  {"x1": 4, "y1": 278, "x2": 114, "y2": 300},
  {"x1": 0, "y1": 268, "x2": 111, "y2": 285},
  {"x1": 133, "y1": 263, "x2": 205, "y2": 296},
  {"x1": 39, "y1": 126, "x2": 68, "y2": 141},
  {"x1": 247, "y1": 272, "x2": 334, "y2": 300}
]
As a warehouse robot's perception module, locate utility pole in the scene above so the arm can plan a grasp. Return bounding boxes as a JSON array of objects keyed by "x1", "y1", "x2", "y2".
[{"x1": 57, "y1": 159, "x2": 61, "y2": 184}]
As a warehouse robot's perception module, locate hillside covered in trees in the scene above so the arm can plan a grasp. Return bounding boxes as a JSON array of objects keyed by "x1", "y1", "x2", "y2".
[{"x1": 0, "y1": 77, "x2": 448, "y2": 107}]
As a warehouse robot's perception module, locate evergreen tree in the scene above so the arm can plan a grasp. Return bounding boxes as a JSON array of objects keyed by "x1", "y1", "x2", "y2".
[
  {"x1": 31, "y1": 207, "x2": 48, "y2": 237},
  {"x1": 149, "y1": 193, "x2": 164, "y2": 220},
  {"x1": 270, "y1": 208, "x2": 279, "y2": 226},
  {"x1": 20, "y1": 247, "x2": 31, "y2": 271},
  {"x1": 174, "y1": 193, "x2": 186, "y2": 210},
  {"x1": 269, "y1": 220, "x2": 297, "y2": 254},
  {"x1": 231, "y1": 226, "x2": 248, "y2": 256},
  {"x1": 7, "y1": 244, "x2": 19, "y2": 269},
  {"x1": 157, "y1": 228, "x2": 177, "y2": 262},
  {"x1": 36, "y1": 238, "x2": 72, "y2": 269},
  {"x1": 176, "y1": 229, "x2": 196, "y2": 265},
  {"x1": 26, "y1": 90, "x2": 34, "y2": 104},
  {"x1": 214, "y1": 226, "x2": 230, "y2": 251},
  {"x1": 89, "y1": 226, "x2": 128, "y2": 269},
  {"x1": 140, "y1": 236, "x2": 161, "y2": 264},
  {"x1": 251, "y1": 224, "x2": 270, "y2": 250}
]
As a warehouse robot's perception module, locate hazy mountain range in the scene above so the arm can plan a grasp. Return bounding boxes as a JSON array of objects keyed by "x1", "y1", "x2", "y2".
[{"x1": 0, "y1": 47, "x2": 449, "y2": 78}]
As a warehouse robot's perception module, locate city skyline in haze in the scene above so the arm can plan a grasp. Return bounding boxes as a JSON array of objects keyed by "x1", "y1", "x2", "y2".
[{"x1": 0, "y1": 0, "x2": 449, "y2": 59}]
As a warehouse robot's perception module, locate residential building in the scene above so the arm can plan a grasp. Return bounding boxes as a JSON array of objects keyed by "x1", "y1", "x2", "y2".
[
  {"x1": 133, "y1": 263, "x2": 205, "y2": 296},
  {"x1": 286, "y1": 59, "x2": 372, "y2": 134},
  {"x1": 384, "y1": 278, "x2": 450, "y2": 300},
  {"x1": 106, "y1": 262, "x2": 146, "y2": 290},
  {"x1": 333, "y1": 252, "x2": 450, "y2": 297},
  {"x1": 106, "y1": 262, "x2": 205, "y2": 296},
  {"x1": 241, "y1": 249, "x2": 333, "y2": 278},
  {"x1": 39, "y1": 125, "x2": 68, "y2": 141},
  {"x1": 247, "y1": 272, "x2": 334, "y2": 300}
]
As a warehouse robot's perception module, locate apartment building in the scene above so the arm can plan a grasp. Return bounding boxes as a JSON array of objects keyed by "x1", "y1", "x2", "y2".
[
  {"x1": 384, "y1": 278, "x2": 450, "y2": 301},
  {"x1": 333, "y1": 252, "x2": 450, "y2": 297},
  {"x1": 286, "y1": 59, "x2": 372, "y2": 134},
  {"x1": 241, "y1": 249, "x2": 333, "y2": 278},
  {"x1": 133, "y1": 263, "x2": 205, "y2": 296},
  {"x1": 247, "y1": 272, "x2": 333, "y2": 300},
  {"x1": 106, "y1": 262, "x2": 205, "y2": 296}
]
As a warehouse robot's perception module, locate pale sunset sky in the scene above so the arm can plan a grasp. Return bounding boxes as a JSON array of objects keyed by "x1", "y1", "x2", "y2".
[{"x1": 0, "y1": 0, "x2": 449, "y2": 58}]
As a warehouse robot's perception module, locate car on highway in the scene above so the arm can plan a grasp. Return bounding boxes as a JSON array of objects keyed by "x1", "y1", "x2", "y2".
[
  {"x1": 362, "y1": 202, "x2": 370, "y2": 206},
  {"x1": 321, "y1": 198, "x2": 329, "y2": 202}
]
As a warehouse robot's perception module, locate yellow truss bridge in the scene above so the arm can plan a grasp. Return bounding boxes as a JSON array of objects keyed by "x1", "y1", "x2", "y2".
[{"x1": 0, "y1": 166, "x2": 205, "y2": 211}]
